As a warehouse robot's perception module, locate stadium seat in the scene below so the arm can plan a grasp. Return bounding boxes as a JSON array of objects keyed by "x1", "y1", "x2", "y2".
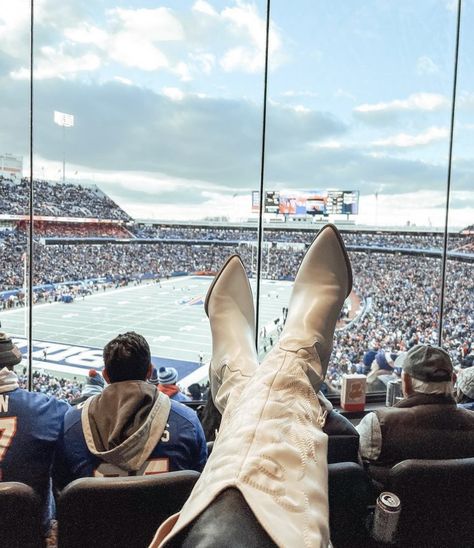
[
  {"x1": 388, "y1": 458, "x2": 474, "y2": 548},
  {"x1": 57, "y1": 470, "x2": 200, "y2": 548},
  {"x1": 172, "y1": 465, "x2": 372, "y2": 548},
  {"x1": 0, "y1": 482, "x2": 43, "y2": 548},
  {"x1": 324, "y1": 410, "x2": 360, "y2": 464},
  {"x1": 328, "y1": 462, "x2": 372, "y2": 548}
]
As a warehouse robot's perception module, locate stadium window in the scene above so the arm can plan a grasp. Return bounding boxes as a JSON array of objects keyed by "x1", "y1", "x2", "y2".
[{"x1": 0, "y1": 1, "x2": 471, "y2": 408}]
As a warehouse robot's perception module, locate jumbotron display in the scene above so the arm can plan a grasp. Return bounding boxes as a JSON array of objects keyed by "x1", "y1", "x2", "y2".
[{"x1": 253, "y1": 190, "x2": 359, "y2": 215}]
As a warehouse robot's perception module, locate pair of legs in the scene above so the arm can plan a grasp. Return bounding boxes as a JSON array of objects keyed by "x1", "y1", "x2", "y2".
[{"x1": 151, "y1": 224, "x2": 352, "y2": 548}]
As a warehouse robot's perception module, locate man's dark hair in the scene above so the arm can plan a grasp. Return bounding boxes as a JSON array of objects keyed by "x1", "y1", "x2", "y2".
[{"x1": 103, "y1": 332, "x2": 151, "y2": 383}]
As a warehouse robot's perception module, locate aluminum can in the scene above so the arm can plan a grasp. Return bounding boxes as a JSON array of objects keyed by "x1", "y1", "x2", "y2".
[
  {"x1": 372, "y1": 492, "x2": 401, "y2": 544},
  {"x1": 386, "y1": 378, "x2": 402, "y2": 407}
]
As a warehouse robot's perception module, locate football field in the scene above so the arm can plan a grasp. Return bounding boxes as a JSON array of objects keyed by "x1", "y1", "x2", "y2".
[{"x1": 0, "y1": 276, "x2": 292, "y2": 383}]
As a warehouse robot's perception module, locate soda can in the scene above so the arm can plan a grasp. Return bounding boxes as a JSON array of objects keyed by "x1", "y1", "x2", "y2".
[{"x1": 372, "y1": 492, "x2": 401, "y2": 544}]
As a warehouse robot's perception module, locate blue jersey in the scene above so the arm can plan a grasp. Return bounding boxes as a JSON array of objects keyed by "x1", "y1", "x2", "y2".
[
  {"x1": 56, "y1": 398, "x2": 207, "y2": 484},
  {"x1": 172, "y1": 391, "x2": 191, "y2": 402},
  {"x1": 0, "y1": 388, "x2": 69, "y2": 529}
]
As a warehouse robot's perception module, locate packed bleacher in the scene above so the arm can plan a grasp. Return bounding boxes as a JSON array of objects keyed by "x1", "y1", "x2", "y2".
[
  {"x1": 132, "y1": 223, "x2": 469, "y2": 250},
  {"x1": 17, "y1": 220, "x2": 133, "y2": 239},
  {"x1": 0, "y1": 179, "x2": 473, "y2": 546},
  {"x1": 0, "y1": 177, "x2": 132, "y2": 221},
  {"x1": 18, "y1": 370, "x2": 83, "y2": 402}
]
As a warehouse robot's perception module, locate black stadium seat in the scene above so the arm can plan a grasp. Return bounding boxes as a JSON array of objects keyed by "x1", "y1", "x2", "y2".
[
  {"x1": 388, "y1": 458, "x2": 474, "y2": 548},
  {"x1": 324, "y1": 410, "x2": 360, "y2": 464},
  {"x1": 328, "y1": 462, "x2": 371, "y2": 547},
  {"x1": 0, "y1": 482, "x2": 43, "y2": 548},
  {"x1": 57, "y1": 470, "x2": 200, "y2": 548}
]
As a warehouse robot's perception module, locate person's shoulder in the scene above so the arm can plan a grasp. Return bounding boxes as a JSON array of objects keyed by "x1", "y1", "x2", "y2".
[
  {"x1": 169, "y1": 400, "x2": 199, "y2": 423},
  {"x1": 10, "y1": 388, "x2": 69, "y2": 413}
]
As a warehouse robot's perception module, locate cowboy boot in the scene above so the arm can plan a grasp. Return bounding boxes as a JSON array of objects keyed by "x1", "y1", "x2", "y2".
[
  {"x1": 275, "y1": 222, "x2": 352, "y2": 391},
  {"x1": 151, "y1": 226, "x2": 352, "y2": 548},
  {"x1": 205, "y1": 254, "x2": 258, "y2": 415}
]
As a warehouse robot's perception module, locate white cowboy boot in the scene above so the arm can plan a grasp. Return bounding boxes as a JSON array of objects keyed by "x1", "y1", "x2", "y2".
[
  {"x1": 276, "y1": 222, "x2": 352, "y2": 391},
  {"x1": 205, "y1": 254, "x2": 258, "y2": 415},
  {"x1": 150, "y1": 225, "x2": 352, "y2": 548}
]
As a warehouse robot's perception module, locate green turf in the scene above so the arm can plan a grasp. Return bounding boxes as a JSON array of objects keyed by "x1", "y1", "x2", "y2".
[{"x1": 0, "y1": 276, "x2": 292, "y2": 364}]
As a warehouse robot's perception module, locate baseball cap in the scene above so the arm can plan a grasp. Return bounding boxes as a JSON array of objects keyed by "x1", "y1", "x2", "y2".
[{"x1": 396, "y1": 344, "x2": 453, "y2": 382}]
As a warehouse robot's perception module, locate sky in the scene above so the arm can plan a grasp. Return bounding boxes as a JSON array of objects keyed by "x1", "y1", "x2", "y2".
[{"x1": 0, "y1": 0, "x2": 473, "y2": 227}]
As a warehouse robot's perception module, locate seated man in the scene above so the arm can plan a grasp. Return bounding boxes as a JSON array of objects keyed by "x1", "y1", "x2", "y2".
[
  {"x1": 0, "y1": 332, "x2": 68, "y2": 534},
  {"x1": 357, "y1": 344, "x2": 474, "y2": 487},
  {"x1": 56, "y1": 332, "x2": 206, "y2": 485}
]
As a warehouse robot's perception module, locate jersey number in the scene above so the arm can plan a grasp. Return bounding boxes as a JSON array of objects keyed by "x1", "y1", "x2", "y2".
[{"x1": 0, "y1": 417, "x2": 17, "y2": 460}]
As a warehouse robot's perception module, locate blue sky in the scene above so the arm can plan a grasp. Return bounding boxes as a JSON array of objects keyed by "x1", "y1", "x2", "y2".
[{"x1": 0, "y1": 0, "x2": 472, "y2": 227}]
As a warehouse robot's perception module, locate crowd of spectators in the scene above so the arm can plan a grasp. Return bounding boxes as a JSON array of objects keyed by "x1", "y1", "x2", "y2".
[
  {"x1": 17, "y1": 220, "x2": 132, "y2": 239},
  {"x1": 0, "y1": 178, "x2": 131, "y2": 221},
  {"x1": 1, "y1": 215, "x2": 473, "y2": 395},
  {"x1": 132, "y1": 224, "x2": 470, "y2": 251},
  {"x1": 17, "y1": 370, "x2": 83, "y2": 402}
]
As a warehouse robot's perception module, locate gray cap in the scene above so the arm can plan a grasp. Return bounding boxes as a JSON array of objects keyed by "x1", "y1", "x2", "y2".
[
  {"x1": 398, "y1": 344, "x2": 453, "y2": 382},
  {"x1": 458, "y1": 367, "x2": 474, "y2": 399}
]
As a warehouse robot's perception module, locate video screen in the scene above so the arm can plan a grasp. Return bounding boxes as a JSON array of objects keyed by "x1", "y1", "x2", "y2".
[
  {"x1": 326, "y1": 190, "x2": 359, "y2": 215},
  {"x1": 264, "y1": 191, "x2": 280, "y2": 214}
]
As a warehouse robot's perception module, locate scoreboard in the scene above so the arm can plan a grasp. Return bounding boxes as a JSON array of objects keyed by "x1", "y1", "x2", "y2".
[
  {"x1": 264, "y1": 191, "x2": 280, "y2": 214},
  {"x1": 325, "y1": 190, "x2": 359, "y2": 215},
  {"x1": 253, "y1": 189, "x2": 359, "y2": 216}
]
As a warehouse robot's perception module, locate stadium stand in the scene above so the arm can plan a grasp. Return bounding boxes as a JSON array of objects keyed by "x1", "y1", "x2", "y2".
[
  {"x1": 0, "y1": 179, "x2": 132, "y2": 221},
  {"x1": 0, "y1": 180, "x2": 472, "y2": 545}
]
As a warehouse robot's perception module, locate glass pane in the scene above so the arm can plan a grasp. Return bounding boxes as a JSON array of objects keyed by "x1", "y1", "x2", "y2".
[
  {"x1": 0, "y1": 0, "x2": 31, "y2": 387},
  {"x1": 28, "y1": 0, "x2": 265, "y2": 400},
  {"x1": 446, "y1": 1, "x2": 474, "y2": 385},
  {"x1": 263, "y1": 1, "x2": 458, "y2": 396}
]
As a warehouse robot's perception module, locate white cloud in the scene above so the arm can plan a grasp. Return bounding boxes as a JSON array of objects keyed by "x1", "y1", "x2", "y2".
[
  {"x1": 113, "y1": 76, "x2": 133, "y2": 86},
  {"x1": 189, "y1": 52, "x2": 216, "y2": 75},
  {"x1": 335, "y1": 88, "x2": 356, "y2": 101},
  {"x1": 282, "y1": 90, "x2": 318, "y2": 98},
  {"x1": 105, "y1": 7, "x2": 184, "y2": 72},
  {"x1": 292, "y1": 105, "x2": 311, "y2": 113},
  {"x1": 459, "y1": 91, "x2": 474, "y2": 109},
  {"x1": 62, "y1": 7, "x2": 185, "y2": 73},
  {"x1": 313, "y1": 139, "x2": 344, "y2": 149},
  {"x1": 10, "y1": 46, "x2": 101, "y2": 80},
  {"x1": 172, "y1": 61, "x2": 192, "y2": 82},
  {"x1": 416, "y1": 56, "x2": 439, "y2": 75},
  {"x1": 220, "y1": 2, "x2": 282, "y2": 73},
  {"x1": 0, "y1": 3, "x2": 32, "y2": 57},
  {"x1": 162, "y1": 87, "x2": 185, "y2": 101},
  {"x1": 355, "y1": 92, "x2": 449, "y2": 114},
  {"x1": 192, "y1": 0, "x2": 219, "y2": 18},
  {"x1": 63, "y1": 23, "x2": 108, "y2": 48},
  {"x1": 108, "y1": 8, "x2": 184, "y2": 42},
  {"x1": 372, "y1": 126, "x2": 449, "y2": 148}
]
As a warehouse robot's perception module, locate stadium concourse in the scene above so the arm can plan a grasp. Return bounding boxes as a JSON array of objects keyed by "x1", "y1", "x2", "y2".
[{"x1": 0, "y1": 177, "x2": 473, "y2": 399}]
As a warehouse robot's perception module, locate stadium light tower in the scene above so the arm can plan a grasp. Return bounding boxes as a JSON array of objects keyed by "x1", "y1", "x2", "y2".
[{"x1": 54, "y1": 111, "x2": 74, "y2": 182}]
